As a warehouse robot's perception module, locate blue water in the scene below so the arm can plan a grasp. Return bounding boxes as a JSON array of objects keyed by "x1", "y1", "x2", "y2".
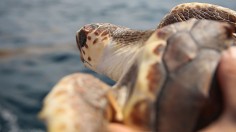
[{"x1": 0, "y1": 0, "x2": 235, "y2": 131}]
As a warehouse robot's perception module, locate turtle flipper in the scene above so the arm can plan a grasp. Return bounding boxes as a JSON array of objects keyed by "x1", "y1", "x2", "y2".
[
  {"x1": 158, "y1": 2, "x2": 236, "y2": 30},
  {"x1": 39, "y1": 73, "x2": 121, "y2": 132}
]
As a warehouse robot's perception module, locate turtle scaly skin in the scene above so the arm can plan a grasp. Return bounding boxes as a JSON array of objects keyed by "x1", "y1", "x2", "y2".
[
  {"x1": 158, "y1": 3, "x2": 236, "y2": 29},
  {"x1": 158, "y1": 3, "x2": 236, "y2": 39}
]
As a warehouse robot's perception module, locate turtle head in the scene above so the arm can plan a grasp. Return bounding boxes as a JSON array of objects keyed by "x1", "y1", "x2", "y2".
[
  {"x1": 76, "y1": 23, "x2": 153, "y2": 81},
  {"x1": 76, "y1": 23, "x2": 116, "y2": 72}
]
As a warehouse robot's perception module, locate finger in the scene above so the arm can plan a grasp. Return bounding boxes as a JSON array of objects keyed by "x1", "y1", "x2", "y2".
[
  {"x1": 218, "y1": 47, "x2": 236, "y2": 111},
  {"x1": 201, "y1": 47, "x2": 236, "y2": 132}
]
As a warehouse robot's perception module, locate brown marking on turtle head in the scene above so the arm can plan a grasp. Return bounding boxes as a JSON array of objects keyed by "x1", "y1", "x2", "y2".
[
  {"x1": 87, "y1": 36, "x2": 91, "y2": 40},
  {"x1": 130, "y1": 99, "x2": 151, "y2": 129},
  {"x1": 146, "y1": 63, "x2": 162, "y2": 93},
  {"x1": 88, "y1": 57, "x2": 91, "y2": 61},
  {"x1": 101, "y1": 30, "x2": 109, "y2": 36},
  {"x1": 93, "y1": 38, "x2": 98, "y2": 44},
  {"x1": 153, "y1": 44, "x2": 165, "y2": 55},
  {"x1": 94, "y1": 32, "x2": 99, "y2": 36},
  {"x1": 84, "y1": 44, "x2": 88, "y2": 49}
]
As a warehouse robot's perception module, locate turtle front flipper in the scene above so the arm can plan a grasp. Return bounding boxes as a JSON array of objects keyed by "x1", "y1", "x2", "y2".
[
  {"x1": 158, "y1": 2, "x2": 236, "y2": 30},
  {"x1": 122, "y1": 19, "x2": 235, "y2": 132},
  {"x1": 39, "y1": 73, "x2": 122, "y2": 132}
]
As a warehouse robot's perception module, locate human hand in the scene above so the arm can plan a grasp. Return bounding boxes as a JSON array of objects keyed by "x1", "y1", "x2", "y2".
[{"x1": 202, "y1": 47, "x2": 236, "y2": 132}]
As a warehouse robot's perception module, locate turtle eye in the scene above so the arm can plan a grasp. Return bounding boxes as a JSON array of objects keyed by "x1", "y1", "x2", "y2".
[{"x1": 78, "y1": 30, "x2": 87, "y2": 48}]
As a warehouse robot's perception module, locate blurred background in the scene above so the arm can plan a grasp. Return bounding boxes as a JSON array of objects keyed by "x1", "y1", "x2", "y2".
[{"x1": 0, "y1": 0, "x2": 235, "y2": 131}]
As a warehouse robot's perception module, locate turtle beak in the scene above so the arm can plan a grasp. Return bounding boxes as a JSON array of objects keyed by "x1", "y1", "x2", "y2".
[
  {"x1": 76, "y1": 29, "x2": 87, "y2": 50},
  {"x1": 76, "y1": 33, "x2": 81, "y2": 50},
  {"x1": 76, "y1": 24, "x2": 100, "y2": 49},
  {"x1": 76, "y1": 28, "x2": 93, "y2": 67},
  {"x1": 76, "y1": 29, "x2": 87, "y2": 64}
]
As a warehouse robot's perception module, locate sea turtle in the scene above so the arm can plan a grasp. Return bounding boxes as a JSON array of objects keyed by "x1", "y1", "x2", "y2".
[{"x1": 40, "y1": 2, "x2": 236, "y2": 132}]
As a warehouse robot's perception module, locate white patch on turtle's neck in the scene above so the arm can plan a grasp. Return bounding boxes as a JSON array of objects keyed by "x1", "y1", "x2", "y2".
[{"x1": 96, "y1": 41, "x2": 142, "y2": 81}]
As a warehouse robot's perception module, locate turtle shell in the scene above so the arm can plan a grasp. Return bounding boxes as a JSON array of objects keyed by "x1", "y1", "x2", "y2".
[
  {"x1": 121, "y1": 19, "x2": 235, "y2": 132},
  {"x1": 155, "y1": 19, "x2": 234, "y2": 132}
]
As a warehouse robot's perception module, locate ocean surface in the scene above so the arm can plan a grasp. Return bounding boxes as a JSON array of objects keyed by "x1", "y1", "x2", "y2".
[{"x1": 0, "y1": 0, "x2": 235, "y2": 131}]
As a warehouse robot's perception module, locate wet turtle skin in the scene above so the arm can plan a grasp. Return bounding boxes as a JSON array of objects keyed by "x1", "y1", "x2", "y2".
[{"x1": 118, "y1": 19, "x2": 235, "y2": 132}]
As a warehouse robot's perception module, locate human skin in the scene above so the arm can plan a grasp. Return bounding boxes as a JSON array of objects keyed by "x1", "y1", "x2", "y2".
[
  {"x1": 201, "y1": 46, "x2": 236, "y2": 132},
  {"x1": 108, "y1": 47, "x2": 236, "y2": 132}
]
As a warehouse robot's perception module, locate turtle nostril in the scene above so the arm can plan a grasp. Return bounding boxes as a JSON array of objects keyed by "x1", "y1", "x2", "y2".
[{"x1": 77, "y1": 29, "x2": 87, "y2": 48}]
